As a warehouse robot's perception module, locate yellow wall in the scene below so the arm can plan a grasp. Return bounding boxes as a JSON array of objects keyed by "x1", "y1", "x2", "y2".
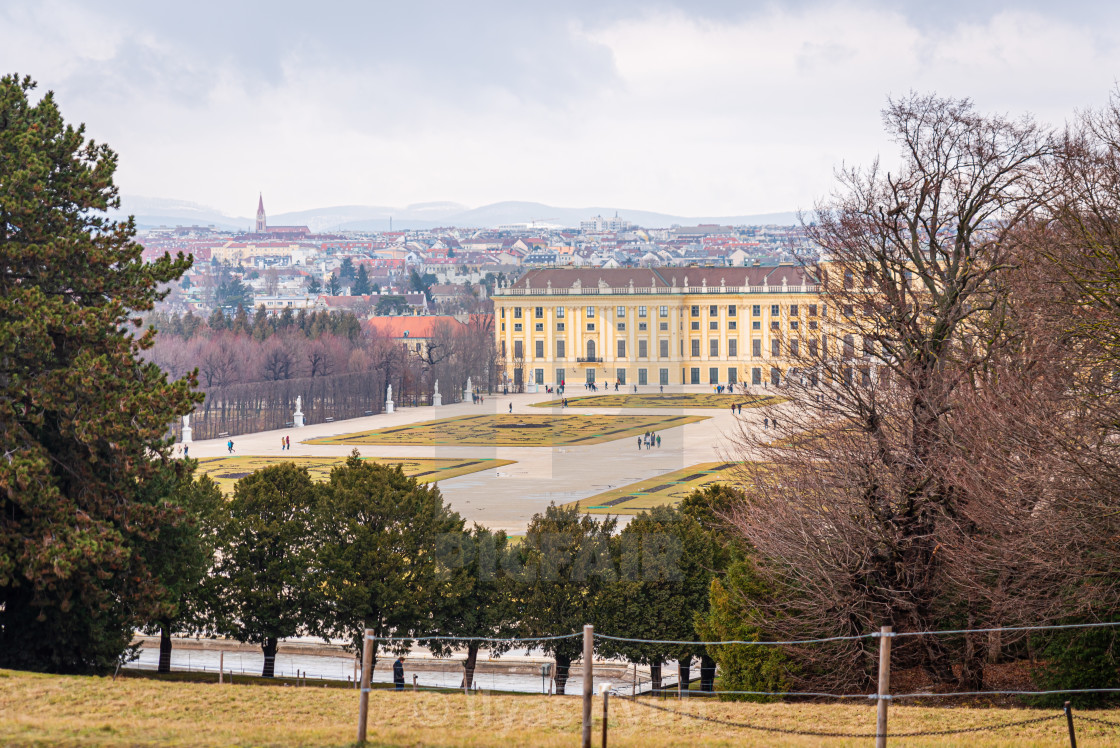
[{"x1": 493, "y1": 285, "x2": 827, "y2": 387}]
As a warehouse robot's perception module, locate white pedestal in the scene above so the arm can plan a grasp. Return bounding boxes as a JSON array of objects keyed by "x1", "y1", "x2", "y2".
[
  {"x1": 294, "y1": 413, "x2": 305, "y2": 427},
  {"x1": 386, "y1": 400, "x2": 395, "y2": 413},
  {"x1": 433, "y1": 393, "x2": 442, "y2": 407},
  {"x1": 181, "y1": 426, "x2": 193, "y2": 444}
]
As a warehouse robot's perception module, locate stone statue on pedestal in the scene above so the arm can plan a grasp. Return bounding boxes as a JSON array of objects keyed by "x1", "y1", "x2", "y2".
[
  {"x1": 293, "y1": 395, "x2": 305, "y2": 427},
  {"x1": 386, "y1": 383, "x2": 395, "y2": 413},
  {"x1": 433, "y1": 379, "x2": 442, "y2": 407},
  {"x1": 181, "y1": 414, "x2": 193, "y2": 444}
]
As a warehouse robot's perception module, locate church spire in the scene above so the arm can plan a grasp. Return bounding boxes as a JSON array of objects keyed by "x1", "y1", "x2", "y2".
[{"x1": 255, "y1": 193, "x2": 267, "y2": 233}]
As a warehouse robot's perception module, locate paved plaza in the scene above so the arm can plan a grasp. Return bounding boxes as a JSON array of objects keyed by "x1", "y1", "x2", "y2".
[
  {"x1": 181, "y1": 387, "x2": 785, "y2": 534},
  {"x1": 530, "y1": 392, "x2": 784, "y2": 409}
]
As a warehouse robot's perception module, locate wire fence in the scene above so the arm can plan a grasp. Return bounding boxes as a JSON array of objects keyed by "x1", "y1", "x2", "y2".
[{"x1": 136, "y1": 619, "x2": 1120, "y2": 745}]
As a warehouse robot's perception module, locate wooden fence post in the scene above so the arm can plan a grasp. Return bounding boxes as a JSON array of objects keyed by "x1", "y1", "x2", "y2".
[
  {"x1": 582, "y1": 624, "x2": 594, "y2": 748},
  {"x1": 601, "y1": 684, "x2": 611, "y2": 748},
  {"x1": 875, "y1": 626, "x2": 893, "y2": 748},
  {"x1": 356, "y1": 629, "x2": 374, "y2": 745}
]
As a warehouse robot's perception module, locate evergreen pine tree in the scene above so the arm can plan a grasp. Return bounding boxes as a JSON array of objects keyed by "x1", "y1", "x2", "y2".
[{"x1": 0, "y1": 75, "x2": 200, "y2": 672}]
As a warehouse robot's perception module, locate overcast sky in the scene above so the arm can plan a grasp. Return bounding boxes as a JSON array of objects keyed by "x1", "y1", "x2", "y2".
[{"x1": 4, "y1": 0, "x2": 1120, "y2": 218}]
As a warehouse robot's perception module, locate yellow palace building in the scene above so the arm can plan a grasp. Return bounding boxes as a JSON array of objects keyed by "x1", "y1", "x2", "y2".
[{"x1": 492, "y1": 265, "x2": 824, "y2": 389}]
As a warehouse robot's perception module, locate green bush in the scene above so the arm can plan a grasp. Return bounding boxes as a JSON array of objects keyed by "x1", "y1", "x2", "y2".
[
  {"x1": 695, "y1": 561, "x2": 789, "y2": 701},
  {"x1": 1030, "y1": 625, "x2": 1120, "y2": 708}
]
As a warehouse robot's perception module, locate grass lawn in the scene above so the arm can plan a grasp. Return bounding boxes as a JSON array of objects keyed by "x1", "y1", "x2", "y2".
[
  {"x1": 193, "y1": 456, "x2": 514, "y2": 494},
  {"x1": 569, "y1": 462, "x2": 746, "y2": 514},
  {"x1": 532, "y1": 392, "x2": 785, "y2": 410},
  {"x1": 2, "y1": 668, "x2": 1118, "y2": 747},
  {"x1": 303, "y1": 413, "x2": 708, "y2": 448}
]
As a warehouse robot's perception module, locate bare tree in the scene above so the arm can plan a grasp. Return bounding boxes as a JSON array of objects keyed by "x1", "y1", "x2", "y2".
[{"x1": 727, "y1": 94, "x2": 1053, "y2": 690}]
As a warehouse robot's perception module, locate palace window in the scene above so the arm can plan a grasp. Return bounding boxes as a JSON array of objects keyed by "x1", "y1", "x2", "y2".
[{"x1": 638, "y1": 306, "x2": 648, "y2": 317}]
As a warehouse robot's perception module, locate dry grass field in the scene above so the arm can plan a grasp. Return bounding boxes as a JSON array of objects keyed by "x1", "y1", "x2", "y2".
[{"x1": 2, "y1": 669, "x2": 1119, "y2": 747}]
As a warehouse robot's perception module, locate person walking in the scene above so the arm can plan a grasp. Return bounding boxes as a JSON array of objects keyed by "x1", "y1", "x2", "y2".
[
  {"x1": 182, "y1": 445, "x2": 189, "y2": 459},
  {"x1": 509, "y1": 402, "x2": 513, "y2": 413},
  {"x1": 763, "y1": 417, "x2": 769, "y2": 429},
  {"x1": 227, "y1": 439, "x2": 234, "y2": 453},
  {"x1": 659, "y1": 385, "x2": 664, "y2": 393},
  {"x1": 637, "y1": 436, "x2": 642, "y2": 450},
  {"x1": 656, "y1": 434, "x2": 661, "y2": 448},
  {"x1": 393, "y1": 657, "x2": 405, "y2": 691}
]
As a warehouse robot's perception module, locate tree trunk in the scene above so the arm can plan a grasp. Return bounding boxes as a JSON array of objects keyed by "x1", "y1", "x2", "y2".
[
  {"x1": 650, "y1": 662, "x2": 662, "y2": 693},
  {"x1": 678, "y1": 658, "x2": 691, "y2": 696},
  {"x1": 158, "y1": 622, "x2": 172, "y2": 674},
  {"x1": 959, "y1": 623, "x2": 986, "y2": 691},
  {"x1": 463, "y1": 643, "x2": 479, "y2": 689},
  {"x1": 554, "y1": 653, "x2": 572, "y2": 695},
  {"x1": 261, "y1": 637, "x2": 278, "y2": 678},
  {"x1": 699, "y1": 654, "x2": 717, "y2": 692}
]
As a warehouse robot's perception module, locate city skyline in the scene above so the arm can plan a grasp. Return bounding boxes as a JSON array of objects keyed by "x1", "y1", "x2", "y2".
[{"x1": 3, "y1": 1, "x2": 1120, "y2": 217}]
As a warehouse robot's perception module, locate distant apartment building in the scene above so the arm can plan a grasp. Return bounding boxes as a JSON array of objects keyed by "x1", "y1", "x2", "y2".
[
  {"x1": 492, "y1": 266, "x2": 830, "y2": 388},
  {"x1": 252, "y1": 294, "x2": 319, "y2": 315},
  {"x1": 580, "y1": 215, "x2": 635, "y2": 233}
]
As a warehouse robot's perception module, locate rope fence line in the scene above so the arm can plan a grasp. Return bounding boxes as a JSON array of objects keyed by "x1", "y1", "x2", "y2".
[
  {"x1": 1075, "y1": 712, "x2": 1120, "y2": 728},
  {"x1": 615, "y1": 693, "x2": 1067, "y2": 739}
]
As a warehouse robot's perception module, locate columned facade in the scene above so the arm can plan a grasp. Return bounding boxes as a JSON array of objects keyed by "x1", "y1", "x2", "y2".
[{"x1": 494, "y1": 266, "x2": 829, "y2": 388}]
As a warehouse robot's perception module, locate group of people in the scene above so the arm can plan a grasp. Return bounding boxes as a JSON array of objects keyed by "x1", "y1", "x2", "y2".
[
  {"x1": 637, "y1": 431, "x2": 661, "y2": 450},
  {"x1": 763, "y1": 417, "x2": 780, "y2": 429},
  {"x1": 584, "y1": 381, "x2": 600, "y2": 391},
  {"x1": 729, "y1": 403, "x2": 745, "y2": 414},
  {"x1": 470, "y1": 391, "x2": 486, "y2": 404},
  {"x1": 279, "y1": 435, "x2": 291, "y2": 450}
]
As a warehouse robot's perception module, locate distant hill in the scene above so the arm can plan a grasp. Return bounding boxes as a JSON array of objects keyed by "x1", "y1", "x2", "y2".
[{"x1": 118, "y1": 195, "x2": 801, "y2": 231}]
